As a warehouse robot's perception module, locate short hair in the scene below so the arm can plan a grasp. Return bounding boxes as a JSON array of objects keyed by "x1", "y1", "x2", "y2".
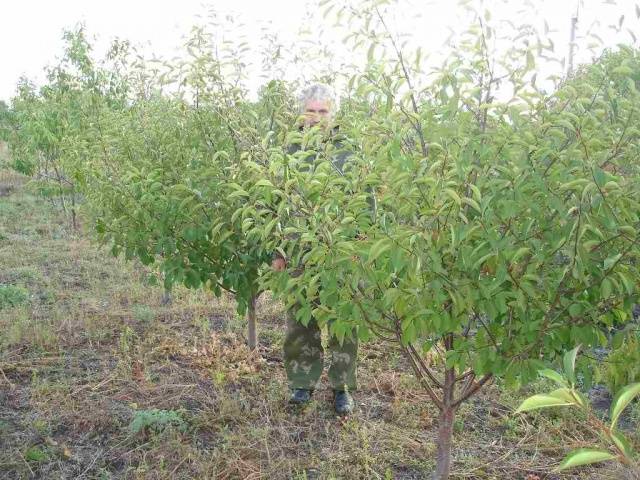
[{"x1": 298, "y1": 83, "x2": 338, "y2": 114}]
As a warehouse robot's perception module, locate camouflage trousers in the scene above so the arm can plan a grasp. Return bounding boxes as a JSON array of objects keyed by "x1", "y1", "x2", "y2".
[{"x1": 283, "y1": 308, "x2": 358, "y2": 391}]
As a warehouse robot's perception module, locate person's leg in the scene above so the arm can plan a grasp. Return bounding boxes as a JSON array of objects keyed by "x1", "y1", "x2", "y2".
[
  {"x1": 327, "y1": 329, "x2": 358, "y2": 392},
  {"x1": 283, "y1": 308, "x2": 324, "y2": 390}
]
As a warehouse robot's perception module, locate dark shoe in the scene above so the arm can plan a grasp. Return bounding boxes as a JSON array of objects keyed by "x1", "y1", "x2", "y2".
[
  {"x1": 289, "y1": 388, "x2": 312, "y2": 405},
  {"x1": 334, "y1": 390, "x2": 354, "y2": 415}
]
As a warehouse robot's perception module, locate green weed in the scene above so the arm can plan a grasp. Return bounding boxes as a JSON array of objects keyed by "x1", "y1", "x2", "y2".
[
  {"x1": 129, "y1": 409, "x2": 187, "y2": 435},
  {"x1": 0, "y1": 284, "x2": 29, "y2": 309}
]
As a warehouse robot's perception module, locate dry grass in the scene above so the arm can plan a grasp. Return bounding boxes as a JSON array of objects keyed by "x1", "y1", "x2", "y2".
[{"x1": 0, "y1": 172, "x2": 637, "y2": 479}]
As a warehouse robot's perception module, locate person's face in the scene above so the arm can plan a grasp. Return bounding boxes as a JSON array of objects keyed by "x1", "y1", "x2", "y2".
[{"x1": 302, "y1": 99, "x2": 332, "y2": 128}]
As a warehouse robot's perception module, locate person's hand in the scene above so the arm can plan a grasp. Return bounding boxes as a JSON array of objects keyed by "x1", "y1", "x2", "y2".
[{"x1": 272, "y1": 256, "x2": 286, "y2": 272}]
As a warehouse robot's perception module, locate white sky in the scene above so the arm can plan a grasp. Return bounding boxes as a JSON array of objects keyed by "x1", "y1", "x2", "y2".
[{"x1": 0, "y1": 0, "x2": 638, "y2": 103}]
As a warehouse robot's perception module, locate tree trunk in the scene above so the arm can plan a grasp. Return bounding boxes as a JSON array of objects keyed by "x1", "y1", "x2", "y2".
[
  {"x1": 433, "y1": 406, "x2": 455, "y2": 480},
  {"x1": 161, "y1": 288, "x2": 172, "y2": 306},
  {"x1": 434, "y1": 358, "x2": 457, "y2": 480},
  {"x1": 247, "y1": 293, "x2": 257, "y2": 350},
  {"x1": 70, "y1": 191, "x2": 78, "y2": 231}
]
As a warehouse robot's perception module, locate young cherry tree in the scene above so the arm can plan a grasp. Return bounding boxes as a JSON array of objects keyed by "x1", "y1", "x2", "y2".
[
  {"x1": 248, "y1": 2, "x2": 640, "y2": 478},
  {"x1": 6, "y1": 23, "x2": 297, "y2": 350},
  {"x1": 5, "y1": 76, "x2": 81, "y2": 226},
  {"x1": 79, "y1": 27, "x2": 297, "y2": 350},
  {"x1": 3, "y1": 28, "x2": 130, "y2": 230}
]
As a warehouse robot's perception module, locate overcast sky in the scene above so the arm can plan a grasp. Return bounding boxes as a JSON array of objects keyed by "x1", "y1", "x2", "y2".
[{"x1": 1, "y1": 0, "x2": 638, "y2": 103}]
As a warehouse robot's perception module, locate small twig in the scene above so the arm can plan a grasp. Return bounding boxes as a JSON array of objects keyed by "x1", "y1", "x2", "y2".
[
  {"x1": 408, "y1": 343, "x2": 443, "y2": 389},
  {"x1": 454, "y1": 374, "x2": 493, "y2": 407},
  {"x1": 169, "y1": 454, "x2": 191, "y2": 476},
  {"x1": 71, "y1": 375, "x2": 114, "y2": 396},
  {"x1": 374, "y1": 7, "x2": 429, "y2": 159}
]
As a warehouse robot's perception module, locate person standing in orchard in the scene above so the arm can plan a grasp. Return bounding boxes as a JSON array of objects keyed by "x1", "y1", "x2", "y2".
[{"x1": 272, "y1": 83, "x2": 361, "y2": 415}]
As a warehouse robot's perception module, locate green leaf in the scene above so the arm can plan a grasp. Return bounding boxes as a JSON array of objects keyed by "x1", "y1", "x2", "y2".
[
  {"x1": 254, "y1": 179, "x2": 274, "y2": 188},
  {"x1": 429, "y1": 142, "x2": 445, "y2": 152},
  {"x1": 526, "y1": 50, "x2": 535, "y2": 71},
  {"x1": 469, "y1": 184, "x2": 482, "y2": 201},
  {"x1": 604, "y1": 254, "x2": 622, "y2": 270},
  {"x1": 184, "y1": 269, "x2": 201, "y2": 289},
  {"x1": 367, "y1": 43, "x2": 376, "y2": 63},
  {"x1": 262, "y1": 217, "x2": 278, "y2": 240},
  {"x1": 563, "y1": 346, "x2": 580, "y2": 386},
  {"x1": 227, "y1": 189, "x2": 249, "y2": 199},
  {"x1": 559, "y1": 178, "x2": 588, "y2": 191},
  {"x1": 515, "y1": 390, "x2": 576, "y2": 413},
  {"x1": 569, "y1": 303, "x2": 582, "y2": 318},
  {"x1": 611, "y1": 431, "x2": 634, "y2": 460},
  {"x1": 617, "y1": 271, "x2": 634, "y2": 295},
  {"x1": 539, "y1": 368, "x2": 568, "y2": 387},
  {"x1": 511, "y1": 247, "x2": 530, "y2": 263},
  {"x1": 555, "y1": 119, "x2": 575, "y2": 131},
  {"x1": 601, "y1": 278, "x2": 612, "y2": 299},
  {"x1": 610, "y1": 383, "x2": 640, "y2": 430},
  {"x1": 555, "y1": 449, "x2": 616, "y2": 471},
  {"x1": 473, "y1": 252, "x2": 495, "y2": 270},
  {"x1": 443, "y1": 188, "x2": 461, "y2": 206},
  {"x1": 367, "y1": 238, "x2": 391, "y2": 264},
  {"x1": 461, "y1": 196, "x2": 481, "y2": 213},
  {"x1": 619, "y1": 225, "x2": 637, "y2": 237}
]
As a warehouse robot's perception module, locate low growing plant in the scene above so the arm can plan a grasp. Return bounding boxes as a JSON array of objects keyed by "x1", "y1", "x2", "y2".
[{"x1": 516, "y1": 347, "x2": 640, "y2": 473}]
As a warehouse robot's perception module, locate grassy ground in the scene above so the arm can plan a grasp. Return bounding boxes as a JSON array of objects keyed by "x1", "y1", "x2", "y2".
[{"x1": 0, "y1": 171, "x2": 638, "y2": 480}]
